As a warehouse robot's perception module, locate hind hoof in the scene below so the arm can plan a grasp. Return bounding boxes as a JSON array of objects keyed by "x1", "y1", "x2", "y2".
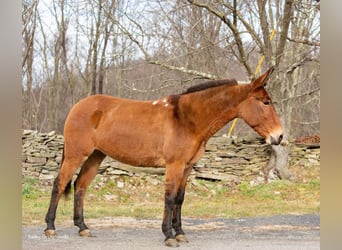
[
  {"x1": 44, "y1": 229, "x2": 56, "y2": 237},
  {"x1": 79, "y1": 229, "x2": 92, "y2": 237},
  {"x1": 176, "y1": 234, "x2": 189, "y2": 243},
  {"x1": 165, "y1": 238, "x2": 179, "y2": 247}
]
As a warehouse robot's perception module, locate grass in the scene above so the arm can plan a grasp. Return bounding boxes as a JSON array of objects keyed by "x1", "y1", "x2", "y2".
[{"x1": 22, "y1": 164, "x2": 320, "y2": 225}]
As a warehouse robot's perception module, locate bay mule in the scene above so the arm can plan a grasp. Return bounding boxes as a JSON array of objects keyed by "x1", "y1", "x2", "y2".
[{"x1": 44, "y1": 67, "x2": 283, "y2": 247}]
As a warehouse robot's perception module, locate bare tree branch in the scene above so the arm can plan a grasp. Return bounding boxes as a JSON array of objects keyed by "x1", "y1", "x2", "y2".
[
  {"x1": 292, "y1": 120, "x2": 320, "y2": 125},
  {"x1": 256, "y1": 0, "x2": 271, "y2": 63},
  {"x1": 285, "y1": 56, "x2": 319, "y2": 74},
  {"x1": 281, "y1": 87, "x2": 320, "y2": 103},
  {"x1": 149, "y1": 60, "x2": 218, "y2": 80},
  {"x1": 287, "y1": 37, "x2": 320, "y2": 47},
  {"x1": 275, "y1": 0, "x2": 294, "y2": 66},
  {"x1": 222, "y1": 1, "x2": 266, "y2": 59},
  {"x1": 187, "y1": 0, "x2": 253, "y2": 77},
  {"x1": 104, "y1": 7, "x2": 218, "y2": 80}
]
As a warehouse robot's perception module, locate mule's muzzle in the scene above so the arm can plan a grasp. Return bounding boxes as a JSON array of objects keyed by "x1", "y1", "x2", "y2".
[{"x1": 270, "y1": 134, "x2": 283, "y2": 145}]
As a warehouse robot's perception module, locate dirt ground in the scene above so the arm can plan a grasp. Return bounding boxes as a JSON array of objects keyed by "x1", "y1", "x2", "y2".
[{"x1": 22, "y1": 213, "x2": 319, "y2": 249}]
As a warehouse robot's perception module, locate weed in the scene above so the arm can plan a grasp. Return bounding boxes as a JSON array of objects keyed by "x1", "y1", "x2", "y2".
[{"x1": 22, "y1": 178, "x2": 40, "y2": 199}]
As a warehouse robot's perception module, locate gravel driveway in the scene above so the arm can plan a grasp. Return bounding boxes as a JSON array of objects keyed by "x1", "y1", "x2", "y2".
[{"x1": 22, "y1": 214, "x2": 319, "y2": 249}]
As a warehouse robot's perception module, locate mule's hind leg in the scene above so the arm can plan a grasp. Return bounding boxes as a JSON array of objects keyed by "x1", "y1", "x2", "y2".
[
  {"x1": 73, "y1": 150, "x2": 106, "y2": 236},
  {"x1": 45, "y1": 155, "x2": 87, "y2": 237}
]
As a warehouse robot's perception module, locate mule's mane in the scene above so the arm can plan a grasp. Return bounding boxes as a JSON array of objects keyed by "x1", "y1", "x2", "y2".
[{"x1": 182, "y1": 79, "x2": 238, "y2": 94}]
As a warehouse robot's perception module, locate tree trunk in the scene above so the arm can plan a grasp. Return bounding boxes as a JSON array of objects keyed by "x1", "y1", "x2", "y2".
[{"x1": 263, "y1": 141, "x2": 292, "y2": 182}]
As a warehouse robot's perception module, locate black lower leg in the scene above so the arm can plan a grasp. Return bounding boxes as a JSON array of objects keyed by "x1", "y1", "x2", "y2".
[
  {"x1": 162, "y1": 193, "x2": 176, "y2": 241},
  {"x1": 172, "y1": 187, "x2": 185, "y2": 236},
  {"x1": 73, "y1": 185, "x2": 88, "y2": 231},
  {"x1": 45, "y1": 176, "x2": 61, "y2": 231}
]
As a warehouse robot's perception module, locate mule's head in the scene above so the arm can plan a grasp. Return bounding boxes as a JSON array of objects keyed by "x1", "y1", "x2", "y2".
[{"x1": 237, "y1": 67, "x2": 283, "y2": 145}]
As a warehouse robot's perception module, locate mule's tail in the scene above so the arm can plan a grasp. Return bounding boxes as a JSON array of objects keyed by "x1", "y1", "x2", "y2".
[
  {"x1": 63, "y1": 180, "x2": 73, "y2": 198},
  {"x1": 59, "y1": 146, "x2": 73, "y2": 199}
]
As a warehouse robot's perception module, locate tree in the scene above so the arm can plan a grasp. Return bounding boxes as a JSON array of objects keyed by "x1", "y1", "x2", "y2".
[
  {"x1": 22, "y1": 0, "x2": 39, "y2": 129},
  {"x1": 22, "y1": 0, "x2": 320, "y2": 141}
]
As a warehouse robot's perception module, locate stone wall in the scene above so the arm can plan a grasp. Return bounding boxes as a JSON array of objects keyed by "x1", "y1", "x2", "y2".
[{"x1": 22, "y1": 130, "x2": 320, "y2": 184}]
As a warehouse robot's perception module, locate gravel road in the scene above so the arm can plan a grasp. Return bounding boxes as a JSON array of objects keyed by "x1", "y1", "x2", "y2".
[{"x1": 22, "y1": 214, "x2": 319, "y2": 249}]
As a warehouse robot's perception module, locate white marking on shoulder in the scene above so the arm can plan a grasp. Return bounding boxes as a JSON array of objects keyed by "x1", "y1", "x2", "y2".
[
  {"x1": 152, "y1": 100, "x2": 159, "y2": 105},
  {"x1": 164, "y1": 103, "x2": 169, "y2": 107},
  {"x1": 162, "y1": 98, "x2": 167, "y2": 103}
]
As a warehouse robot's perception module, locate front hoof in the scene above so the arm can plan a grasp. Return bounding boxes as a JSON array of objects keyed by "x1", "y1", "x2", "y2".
[
  {"x1": 176, "y1": 234, "x2": 189, "y2": 243},
  {"x1": 165, "y1": 238, "x2": 179, "y2": 247},
  {"x1": 44, "y1": 229, "x2": 56, "y2": 237},
  {"x1": 79, "y1": 229, "x2": 92, "y2": 237}
]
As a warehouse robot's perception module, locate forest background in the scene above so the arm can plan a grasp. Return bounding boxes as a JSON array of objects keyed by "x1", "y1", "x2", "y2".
[{"x1": 22, "y1": 0, "x2": 320, "y2": 139}]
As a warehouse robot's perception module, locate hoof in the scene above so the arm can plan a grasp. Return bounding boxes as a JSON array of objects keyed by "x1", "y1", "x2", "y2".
[
  {"x1": 165, "y1": 238, "x2": 179, "y2": 247},
  {"x1": 176, "y1": 234, "x2": 189, "y2": 243},
  {"x1": 44, "y1": 229, "x2": 56, "y2": 237},
  {"x1": 79, "y1": 229, "x2": 92, "y2": 237}
]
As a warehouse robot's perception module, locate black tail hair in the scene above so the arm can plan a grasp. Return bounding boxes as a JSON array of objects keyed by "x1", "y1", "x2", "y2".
[{"x1": 63, "y1": 180, "x2": 72, "y2": 198}]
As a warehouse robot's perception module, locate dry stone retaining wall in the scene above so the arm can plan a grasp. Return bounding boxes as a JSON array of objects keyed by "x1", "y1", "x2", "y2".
[{"x1": 22, "y1": 130, "x2": 320, "y2": 184}]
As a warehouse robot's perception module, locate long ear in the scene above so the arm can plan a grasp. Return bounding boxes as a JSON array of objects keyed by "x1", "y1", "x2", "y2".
[{"x1": 251, "y1": 66, "x2": 274, "y2": 89}]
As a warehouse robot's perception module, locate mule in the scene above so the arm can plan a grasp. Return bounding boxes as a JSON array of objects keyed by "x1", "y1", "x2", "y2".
[{"x1": 44, "y1": 67, "x2": 283, "y2": 247}]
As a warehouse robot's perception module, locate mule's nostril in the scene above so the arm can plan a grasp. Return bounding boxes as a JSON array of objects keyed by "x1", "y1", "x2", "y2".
[
  {"x1": 279, "y1": 134, "x2": 283, "y2": 143},
  {"x1": 270, "y1": 134, "x2": 283, "y2": 145}
]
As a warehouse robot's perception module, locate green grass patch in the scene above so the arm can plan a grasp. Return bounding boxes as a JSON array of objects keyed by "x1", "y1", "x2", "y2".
[
  {"x1": 22, "y1": 164, "x2": 320, "y2": 225},
  {"x1": 22, "y1": 177, "x2": 40, "y2": 199},
  {"x1": 181, "y1": 176, "x2": 320, "y2": 219}
]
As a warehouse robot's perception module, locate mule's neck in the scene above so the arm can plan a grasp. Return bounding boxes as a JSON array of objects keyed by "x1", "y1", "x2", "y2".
[{"x1": 176, "y1": 84, "x2": 251, "y2": 141}]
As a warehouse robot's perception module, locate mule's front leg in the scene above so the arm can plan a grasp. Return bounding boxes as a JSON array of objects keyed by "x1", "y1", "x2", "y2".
[
  {"x1": 171, "y1": 187, "x2": 188, "y2": 243},
  {"x1": 162, "y1": 164, "x2": 185, "y2": 247},
  {"x1": 162, "y1": 192, "x2": 179, "y2": 247},
  {"x1": 172, "y1": 165, "x2": 192, "y2": 243}
]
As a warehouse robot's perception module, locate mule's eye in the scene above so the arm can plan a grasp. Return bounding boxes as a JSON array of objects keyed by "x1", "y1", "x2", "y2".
[{"x1": 263, "y1": 100, "x2": 270, "y2": 106}]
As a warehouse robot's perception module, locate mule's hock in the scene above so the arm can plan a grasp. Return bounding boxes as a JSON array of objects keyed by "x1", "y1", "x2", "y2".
[{"x1": 22, "y1": 130, "x2": 320, "y2": 184}]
